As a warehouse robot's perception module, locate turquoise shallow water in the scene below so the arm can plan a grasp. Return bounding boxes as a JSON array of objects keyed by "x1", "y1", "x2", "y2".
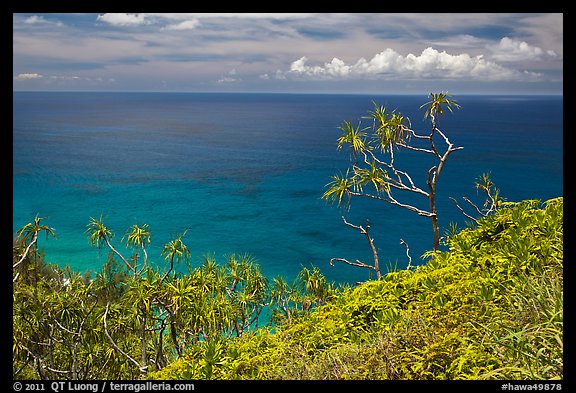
[{"x1": 13, "y1": 92, "x2": 563, "y2": 285}]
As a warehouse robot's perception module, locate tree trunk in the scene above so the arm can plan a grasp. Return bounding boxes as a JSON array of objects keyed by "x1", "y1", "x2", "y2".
[
  {"x1": 140, "y1": 311, "x2": 147, "y2": 377},
  {"x1": 170, "y1": 320, "x2": 181, "y2": 357},
  {"x1": 428, "y1": 173, "x2": 440, "y2": 253},
  {"x1": 430, "y1": 213, "x2": 440, "y2": 252}
]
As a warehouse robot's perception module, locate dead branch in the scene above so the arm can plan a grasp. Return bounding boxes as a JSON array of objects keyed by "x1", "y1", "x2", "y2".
[
  {"x1": 449, "y1": 197, "x2": 479, "y2": 222},
  {"x1": 103, "y1": 302, "x2": 147, "y2": 373},
  {"x1": 400, "y1": 239, "x2": 414, "y2": 270}
]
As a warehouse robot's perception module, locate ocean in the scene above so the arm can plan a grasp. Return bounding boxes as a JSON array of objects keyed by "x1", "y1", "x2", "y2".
[{"x1": 12, "y1": 92, "x2": 563, "y2": 285}]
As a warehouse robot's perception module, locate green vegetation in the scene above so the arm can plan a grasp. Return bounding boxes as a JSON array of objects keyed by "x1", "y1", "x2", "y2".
[
  {"x1": 13, "y1": 94, "x2": 562, "y2": 380},
  {"x1": 14, "y1": 215, "x2": 341, "y2": 380},
  {"x1": 13, "y1": 197, "x2": 563, "y2": 380},
  {"x1": 150, "y1": 197, "x2": 563, "y2": 380}
]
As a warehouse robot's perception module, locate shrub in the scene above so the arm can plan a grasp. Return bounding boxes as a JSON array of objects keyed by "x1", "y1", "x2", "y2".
[{"x1": 150, "y1": 197, "x2": 563, "y2": 380}]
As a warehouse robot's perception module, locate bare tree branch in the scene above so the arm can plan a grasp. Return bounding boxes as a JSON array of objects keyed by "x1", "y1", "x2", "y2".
[
  {"x1": 364, "y1": 149, "x2": 429, "y2": 196},
  {"x1": 331, "y1": 216, "x2": 382, "y2": 279},
  {"x1": 330, "y1": 257, "x2": 375, "y2": 271},
  {"x1": 20, "y1": 342, "x2": 70, "y2": 377},
  {"x1": 348, "y1": 190, "x2": 434, "y2": 217},
  {"x1": 463, "y1": 197, "x2": 487, "y2": 217},
  {"x1": 105, "y1": 238, "x2": 136, "y2": 276},
  {"x1": 449, "y1": 197, "x2": 479, "y2": 222},
  {"x1": 13, "y1": 233, "x2": 38, "y2": 270},
  {"x1": 103, "y1": 302, "x2": 147, "y2": 373},
  {"x1": 398, "y1": 142, "x2": 436, "y2": 155},
  {"x1": 400, "y1": 239, "x2": 414, "y2": 270}
]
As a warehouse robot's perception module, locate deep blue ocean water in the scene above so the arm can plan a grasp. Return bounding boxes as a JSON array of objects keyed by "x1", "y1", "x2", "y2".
[{"x1": 13, "y1": 92, "x2": 563, "y2": 285}]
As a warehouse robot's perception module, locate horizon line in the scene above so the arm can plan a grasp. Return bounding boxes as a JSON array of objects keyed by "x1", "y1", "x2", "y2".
[{"x1": 12, "y1": 89, "x2": 564, "y2": 96}]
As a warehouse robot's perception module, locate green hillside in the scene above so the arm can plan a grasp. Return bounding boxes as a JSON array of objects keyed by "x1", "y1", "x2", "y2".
[{"x1": 150, "y1": 197, "x2": 563, "y2": 380}]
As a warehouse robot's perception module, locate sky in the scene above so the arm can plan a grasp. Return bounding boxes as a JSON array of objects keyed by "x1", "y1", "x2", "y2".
[{"x1": 12, "y1": 13, "x2": 563, "y2": 94}]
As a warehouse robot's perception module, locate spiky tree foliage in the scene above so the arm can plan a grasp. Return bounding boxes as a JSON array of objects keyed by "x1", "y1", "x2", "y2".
[
  {"x1": 160, "y1": 230, "x2": 190, "y2": 282},
  {"x1": 123, "y1": 223, "x2": 152, "y2": 274},
  {"x1": 450, "y1": 172, "x2": 507, "y2": 223},
  {"x1": 13, "y1": 214, "x2": 344, "y2": 380},
  {"x1": 86, "y1": 216, "x2": 135, "y2": 275},
  {"x1": 323, "y1": 92, "x2": 463, "y2": 262},
  {"x1": 13, "y1": 214, "x2": 56, "y2": 283}
]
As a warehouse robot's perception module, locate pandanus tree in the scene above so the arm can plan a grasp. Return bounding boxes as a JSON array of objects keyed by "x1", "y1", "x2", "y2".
[
  {"x1": 160, "y1": 230, "x2": 190, "y2": 282},
  {"x1": 159, "y1": 274, "x2": 195, "y2": 358},
  {"x1": 323, "y1": 92, "x2": 462, "y2": 277},
  {"x1": 103, "y1": 268, "x2": 165, "y2": 378},
  {"x1": 158, "y1": 230, "x2": 191, "y2": 357},
  {"x1": 226, "y1": 254, "x2": 269, "y2": 336},
  {"x1": 13, "y1": 214, "x2": 56, "y2": 283},
  {"x1": 123, "y1": 223, "x2": 152, "y2": 274},
  {"x1": 14, "y1": 268, "x2": 101, "y2": 379},
  {"x1": 296, "y1": 266, "x2": 334, "y2": 308},
  {"x1": 86, "y1": 216, "x2": 136, "y2": 276},
  {"x1": 450, "y1": 172, "x2": 506, "y2": 223}
]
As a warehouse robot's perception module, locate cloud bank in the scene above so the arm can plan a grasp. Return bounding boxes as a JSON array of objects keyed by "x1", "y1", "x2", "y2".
[
  {"x1": 277, "y1": 46, "x2": 542, "y2": 82},
  {"x1": 14, "y1": 73, "x2": 43, "y2": 80},
  {"x1": 488, "y1": 37, "x2": 558, "y2": 62},
  {"x1": 96, "y1": 13, "x2": 149, "y2": 26},
  {"x1": 13, "y1": 13, "x2": 562, "y2": 93}
]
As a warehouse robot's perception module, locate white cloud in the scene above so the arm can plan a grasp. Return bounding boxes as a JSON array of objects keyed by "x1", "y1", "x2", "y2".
[
  {"x1": 13, "y1": 73, "x2": 116, "y2": 87},
  {"x1": 159, "y1": 13, "x2": 313, "y2": 19},
  {"x1": 218, "y1": 68, "x2": 241, "y2": 84},
  {"x1": 488, "y1": 37, "x2": 558, "y2": 62},
  {"x1": 217, "y1": 76, "x2": 237, "y2": 83},
  {"x1": 14, "y1": 73, "x2": 43, "y2": 80},
  {"x1": 24, "y1": 15, "x2": 44, "y2": 24},
  {"x1": 427, "y1": 34, "x2": 488, "y2": 49},
  {"x1": 96, "y1": 13, "x2": 149, "y2": 26},
  {"x1": 22, "y1": 15, "x2": 64, "y2": 27},
  {"x1": 278, "y1": 47, "x2": 541, "y2": 82},
  {"x1": 131, "y1": 13, "x2": 315, "y2": 21},
  {"x1": 49, "y1": 75, "x2": 81, "y2": 81},
  {"x1": 95, "y1": 13, "x2": 313, "y2": 29},
  {"x1": 163, "y1": 19, "x2": 200, "y2": 31}
]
